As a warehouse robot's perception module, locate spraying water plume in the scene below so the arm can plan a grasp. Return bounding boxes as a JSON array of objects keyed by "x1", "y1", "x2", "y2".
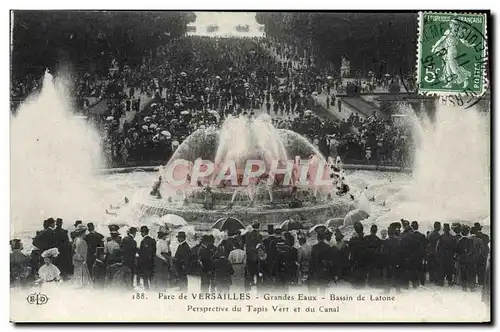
[{"x1": 11, "y1": 70, "x2": 105, "y2": 235}]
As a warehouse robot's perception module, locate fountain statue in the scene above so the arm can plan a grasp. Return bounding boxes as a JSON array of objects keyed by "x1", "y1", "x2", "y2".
[{"x1": 139, "y1": 114, "x2": 356, "y2": 227}]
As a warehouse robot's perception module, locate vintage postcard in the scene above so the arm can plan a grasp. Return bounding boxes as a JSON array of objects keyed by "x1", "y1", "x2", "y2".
[{"x1": 10, "y1": 10, "x2": 491, "y2": 323}]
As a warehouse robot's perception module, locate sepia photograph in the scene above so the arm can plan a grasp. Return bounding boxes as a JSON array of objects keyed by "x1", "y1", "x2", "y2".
[{"x1": 9, "y1": 10, "x2": 491, "y2": 323}]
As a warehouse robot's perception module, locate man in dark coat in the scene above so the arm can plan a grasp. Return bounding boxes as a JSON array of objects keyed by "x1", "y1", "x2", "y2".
[
  {"x1": 365, "y1": 224, "x2": 383, "y2": 287},
  {"x1": 120, "y1": 227, "x2": 138, "y2": 288},
  {"x1": 137, "y1": 226, "x2": 156, "y2": 290},
  {"x1": 381, "y1": 226, "x2": 402, "y2": 292},
  {"x1": 309, "y1": 232, "x2": 331, "y2": 294},
  {"x1": 470, "y1": 226, "x2": 487, "y2": 288},
  {"x1": 348, "y1": 222, "x2": 368, "y2": 288},
  {"x1": 92, "y1": 247, "x2": 107, "y2": 289},
  {"x1": 53, "y1": 218, "x2": 73, "y2": 277},
  {"x1": 244, "y1": 221, "x2": 263, "y2": 287},
  {"x1": 427, "y1": 221, "x2": 441, "y2": 283},
  {"x1": 267, "y1": 228, "x2": 285, "y2": 286},
  {"x1": 32, "y1": 218, "x2": 57, "y2": 253},
  {"x1": 174, "y1": 231, "x2": 192, "y2": 292},
  {"x1": 399, "y1": 220, "x2": 417, "y2": 288},
  {"x1": 435, "y1": 223, "x2": 456, "y2": 286},
  {"x1": 473, "y1": 222, "x2": 489, "y2": 285},
  {"x1": 456, "y1": 226, "x2": 477, "y2": 291},
  {"x1": 85, "y1": 223, "x2": 104, "y2": 277},
  {"x1": 198, "y1": 235, "x2": 216, "y2": 292},
  {"x1": 411, "y1": 221, "x2": 427, "y2": 285}
]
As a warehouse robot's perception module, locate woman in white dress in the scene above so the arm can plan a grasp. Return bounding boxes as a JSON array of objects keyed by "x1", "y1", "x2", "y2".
[
  {"x1": 72, "y1": 224, "x2": 92, "y2": 287},
  {"x1": 37, "y1": 248, "x2": 62, "y2": 290},
  {"x1": 152, "y1": 226, "x2": 172, "y2": 290},
  {"x1": 228, "y1": 242, "x2": 247, "y2": 291}
]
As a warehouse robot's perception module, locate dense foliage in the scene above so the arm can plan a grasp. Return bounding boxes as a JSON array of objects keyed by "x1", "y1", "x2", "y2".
[
  {"x1": 256, "y1": 12, "x2": 418, "y2": 76},
  {"x1": 11, "y1": 11, "x2": 196, "y2": 78}
]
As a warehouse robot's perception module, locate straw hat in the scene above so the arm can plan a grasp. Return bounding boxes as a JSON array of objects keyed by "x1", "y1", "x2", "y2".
[{"x1": 41, "y1": 247, "x2": 60, "y2": 258}]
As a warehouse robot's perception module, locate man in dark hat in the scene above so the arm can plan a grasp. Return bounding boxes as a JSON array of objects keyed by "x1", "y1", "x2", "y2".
[
  {"x1": 309, "y1": 231, "x2": 331, "y2": 294},
  {"x1": 85, "y1": 223, "x2": 104, "y2": 278},
  {"x1": 244, "y1": 220, "x2": 263, "y2": 288},
  {"x1": 473, "y1": 223, "x2": 489, "y2": 285},
  {"x1": 435, "y1": 223, "x2": 456, "y2": 287},
  {"x1": 381, "y1": 225, "x2": 402, "y2": 292},
  {"x1": 92, "y1": 247, "x2": 107, "y2": 289},
  {"x1": 349, "y1": 222, "x2": 368, "y2": 288},
  {"x1": 456, "y1": 225, "x2": 477, "y2": 291},
  {"x1": 120, "y1": 227, "x2": 138, "y2": 288},
  {"x1": 427, "y1": 221, "x2": 441, "y2": 283},
  {"x1": 198, "y1": 235, "x2": 216, "y2": 292},
  {"x1": 411, "y1": 221, "x2": 427, "y2": 285},
  {"x1": 399, "y1": 220, "x2": 417, "y2": 289},
  {"x1": 365, "y1": 224, "x2": 383, "y2": 287},
  {"x1": 53, "y1": 218, "x2": 72, "y2": 278},
  {"x1": 174, "y1": 231, "x2": 192, "y2": 292},
  {"x1": 470, "y1": 226, "x2": 488, "y2": 286},
  {"x1": 33, "y1": 218, "x2": 57, "y2": 253},
  {"x1": 262, "y1": 225, "x2": 276, "y2": 252},
  {"x1": 137, "y1": 226, "x2": 156, "y2": 289}
]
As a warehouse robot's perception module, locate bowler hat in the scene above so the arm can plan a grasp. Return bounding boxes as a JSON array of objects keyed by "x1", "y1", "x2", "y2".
[
  {"x1": 140, "y1": 226, "x2": 149, "y2": 233},
  {"x1": 177, "y1": 231, "x2": 186, "y2": 238},
  {"x1": 474, "y1": 222, "x2": 482, "y2": 230}
]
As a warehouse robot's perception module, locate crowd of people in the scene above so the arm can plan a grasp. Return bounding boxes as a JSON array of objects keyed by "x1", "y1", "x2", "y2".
[
  {"x1": 10, "y1": 216, "x2": 490, "y2": 306},
  {"x1": 11, "y1": 36, "x2": 415, "y2": 168}
]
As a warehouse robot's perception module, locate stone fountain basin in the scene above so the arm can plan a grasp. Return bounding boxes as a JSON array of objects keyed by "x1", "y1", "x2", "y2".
[{"x1": 138, "y1": 198, "x2": 356, "y2": 229}]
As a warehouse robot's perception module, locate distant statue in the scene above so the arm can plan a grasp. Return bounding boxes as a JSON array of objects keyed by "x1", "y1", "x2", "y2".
[
  {"x1": 150, "y1": 176, "x2": 162, "y2": 199},
  {"x1": 340, "y1": 57, "x2": 350, "y2": 77},
  {"x1": 203, "y1": 186, "x2": 214, "y2": 210}
]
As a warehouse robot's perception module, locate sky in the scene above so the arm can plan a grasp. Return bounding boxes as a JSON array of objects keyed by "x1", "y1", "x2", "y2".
[{"x1": 189, "y1": 12, "x2": 264, "y2": 37}]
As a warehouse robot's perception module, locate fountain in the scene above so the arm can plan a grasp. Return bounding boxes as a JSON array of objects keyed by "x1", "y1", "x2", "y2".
[
  {"x1": 11, "y1": 70, "x2": 106, "y2": 236},
  {"x1": 138, "y1": 114, "x2": 356, "y2": 227}
]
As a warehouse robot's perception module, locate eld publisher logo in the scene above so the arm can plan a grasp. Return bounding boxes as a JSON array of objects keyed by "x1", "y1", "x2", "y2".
[{"x1": 26, "y1": 293, "x2": 49, "y2": 305}]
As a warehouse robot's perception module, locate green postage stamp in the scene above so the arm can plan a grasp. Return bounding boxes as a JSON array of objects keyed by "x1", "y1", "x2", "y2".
[{"x1": 417, "y1": 12, "x2": 488, "y2": 96}]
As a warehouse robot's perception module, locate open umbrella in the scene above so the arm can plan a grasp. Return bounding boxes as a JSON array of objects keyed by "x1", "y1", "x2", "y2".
[
  {"x1": 326, "y1": 218, "x2": 344, "y2": 229},
  {"x1": 106, "y1": 116, "x2": 114, "y2": 121},
  {"x1": 279, "y1": 219, "x2": 303, "y2": 231},
  {"x1": 344, "y1": 209, "x2": 370, "y2": 226},
  {"x1": 211, "y1": 217, "x2": 245, "y2": 233},
  {"x1": 181, "y1": 110, "x2": 190, "y2": 116},
  {"x1": 161, "y1": 130, "x2": 171, "y2": 138},
  {"x1": 308, "y1": 224, "x2": 327, "y2": 235},
  {"x1": 159, "y1": 214, "x2": 188, "y2": 228},
  {"x1": 304, "y1": 110, "x2": 312, "y2": 115}
]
